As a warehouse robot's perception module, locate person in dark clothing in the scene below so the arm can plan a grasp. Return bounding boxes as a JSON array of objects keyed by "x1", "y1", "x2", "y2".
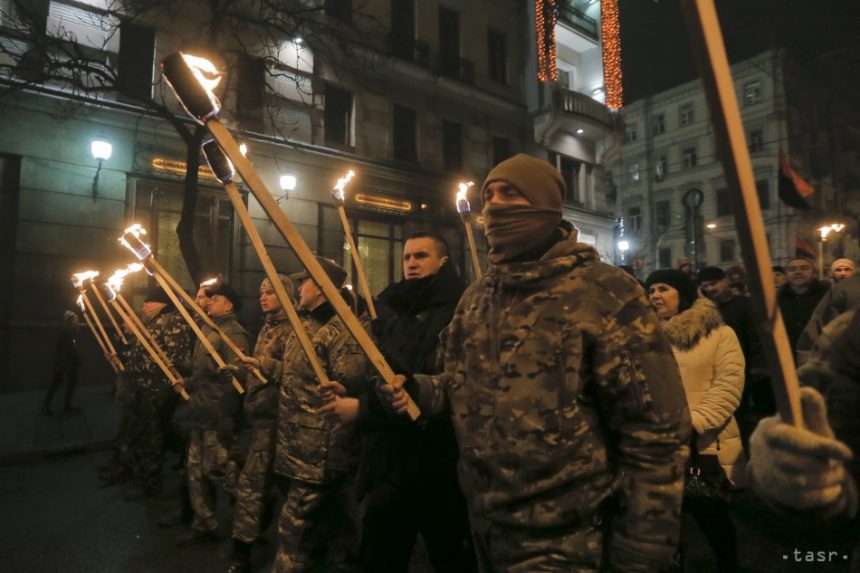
[
  {"x1": 699, "y1": 266, "x2": 771, "y2": 450},
  {"x1": 777, "y1": 257, "x2": 830, "y2": 355},
  {"x1": 327, "y1": 232, "x2": 477, "y2": 573},
  {"x1": 43, "y1": 310, "x2": 81, "y2": 415}
]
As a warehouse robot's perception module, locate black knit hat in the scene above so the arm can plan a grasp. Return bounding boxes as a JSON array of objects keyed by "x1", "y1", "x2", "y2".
[
  {"x1": 697, "y1": 266, "x2": 727, "y2": 282},
  {"x1": 144, "y1": 287, "x2": 172, "y2": 306},
  {"x1": 645, "y1": 269, "x2": 699, "y2": 313},
  {"x1": 772, "y1": 265, "x2": 786, "y2": 274},
  {"x1": 205, "y1": 282, "x2": 242, "y2": 312},
  {"x1": 290, "y1": 257, "x2": 347, "y2": 289}
]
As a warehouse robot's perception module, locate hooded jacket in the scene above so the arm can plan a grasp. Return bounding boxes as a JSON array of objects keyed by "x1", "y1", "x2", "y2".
[
  {"x1": 661, "y1": 297, "x2": 747, "y2": 485},
  {"x1": 412, "y1": 234, "x2": 691, "y2": 572}
]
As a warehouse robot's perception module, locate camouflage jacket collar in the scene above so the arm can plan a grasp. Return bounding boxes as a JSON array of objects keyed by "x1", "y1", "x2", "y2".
[
  {"x1": 485, "y1": 235, "x2": 599, "y2": 291},
  {"x1": 211, "y1": 311, "x2": 237, "y2": 326},
  {"x1": 264, "y1": 308, "x2": 288, "y2": 326},
  {"x1": 662, "y1": 296, "x2": 723, "y2": 350}
]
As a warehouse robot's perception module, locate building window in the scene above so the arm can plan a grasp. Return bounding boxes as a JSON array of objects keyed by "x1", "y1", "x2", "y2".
[
  {"x1": 744, "y1": 81, "x2": 762, "y2": 105},
  {"x1": 655, "y1": 199, "x2": 671, "y2": 228},
  {"x1": 756, "y1": 179, "x2": 770, "y2": 210},
  {"x1": 625, "y1": 123, "x2": 637, "y2": 142},
  {"x1": 749, "y1": 128, "x2": 764, "y2": 153},
  {"x1": 682, "y1": 146, "x2": 697, "y2": 169},
  {"x1": 487, "y1": 28, "x2": 507, "y2": 84},
  {"x1": 393, "y1": 104, "x2": 417, "y2": 163},
  {"x1": 325, "y1": 0, "x2": 352, "y2": 23},
  {"x1": 720, "y1": 239, "x2": 736, "y2": 263},
  {"x1": 236, "y1": 54, "x2": 266, "y2": 118},
  {"x1": 491, "y1": 136, "x2": 510, "y2": 166},
  {"x1": 118, "y1": 21, "x2": 155, "y2": 101},
  {"x1": 652, "y1": 113, "x2": 665, "y2": 135},
  {"x1": 655, "y1": 156, "x2": 667, "y2": 181},
  {"x1": 627, "y1": 206, "x2": 642, "y2": 233},
  {"x1": 442, "y1": 120, "x2": 462, "y2": 172},
  {"x1": 557, "y1": 154, "x2": 580, "y2": 205},
  {"x1": 659, "y1": 246, "x2": 672, "y2": 269},
  {"x1": 679, "y1": 103, "x2": 694, "y2": 127},
  {"x1": 133, "y1": 180, "x2": 232, "y2": 288},
  {"x1": 627, "y1": 162, "x2": 640, "y2": 183},
  {"x1": 439, "y1": 7, "x2": 461, "y2": 67},
  {"x1": 324, "y1": 83, "x2": 353, "y2": 147},
  {"x1": 716, "y1": 187, "x2": 732, "y2": 216}
]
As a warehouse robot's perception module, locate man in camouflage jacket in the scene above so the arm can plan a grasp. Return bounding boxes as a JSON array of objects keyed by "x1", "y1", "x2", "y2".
[
  {"x1": 123, "y1": 288, "x2": 192, "y2": 498},
  {"x1": 382, "y1": 154, "x2": 691, "y2": 572},
  {"x1": 226, "y1": 274, "x2": 295, "y2": 573},
  {"x1": 273, "y1": 257, "x2": 369, "y2": 573},
  {"x1": 179, "y1": 282, "x2": 248, "y2": 546}
]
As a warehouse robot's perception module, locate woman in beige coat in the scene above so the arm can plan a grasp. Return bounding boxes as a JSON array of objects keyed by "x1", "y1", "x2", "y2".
[{"x1": 646, "y1": 269, "x2": 746, "y2": 573}]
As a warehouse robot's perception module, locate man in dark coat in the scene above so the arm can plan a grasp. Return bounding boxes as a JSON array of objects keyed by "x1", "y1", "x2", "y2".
[
  {"x1": 777, "y1": 257, "x2": 830, "y2": 355},
  {"x1": 356, "y1": 232, "x2": 476, "y2": 572},
  {"x1": 42, "y1": 310, "x2": 81, "y2": 415}
]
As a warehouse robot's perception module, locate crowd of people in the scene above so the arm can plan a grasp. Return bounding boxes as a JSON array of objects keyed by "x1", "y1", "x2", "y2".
[{"x1": 47, "y1": 153, "x2": 858, "y2": 573}]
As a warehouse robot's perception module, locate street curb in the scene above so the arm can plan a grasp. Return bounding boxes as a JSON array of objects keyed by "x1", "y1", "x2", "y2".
[{"x1": 0, "y1": 438, "x2": 113, "y2": 467}]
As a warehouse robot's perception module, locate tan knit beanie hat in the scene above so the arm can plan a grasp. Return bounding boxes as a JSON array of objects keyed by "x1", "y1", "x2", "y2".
[{"x1": 481, "y1": 154, "x2": 566, "y2": 211}]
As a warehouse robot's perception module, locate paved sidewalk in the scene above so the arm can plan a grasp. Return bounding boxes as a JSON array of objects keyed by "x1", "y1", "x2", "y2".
[{"x1": 0, "y1": 384, "x2": 118, "y2": 465}]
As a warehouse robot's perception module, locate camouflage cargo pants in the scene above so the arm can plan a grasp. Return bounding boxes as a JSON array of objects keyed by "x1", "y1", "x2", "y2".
[
  {"x1": 273, "y1": 472, "x2": 360, "y2": 573},
  {"x1": 187, "y1": 428, "x2": 240, "y2": 532},
  {"x1": 470, "y1": 515, "x2": 604, "y2": 573},
  {"x1": 130, "y1": 386, "x2": 178, "y2": 493},
  {"x1": 232, "y1": 427, "x2": 276, "y2": 543},
  {"x1": 110, "y1": 374, "x2": 138, "y2": 470}
]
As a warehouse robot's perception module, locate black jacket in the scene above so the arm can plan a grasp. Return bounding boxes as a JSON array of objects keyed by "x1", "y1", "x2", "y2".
[
  {"x1": 778, "y1": 280, "x2": 830, "y2": 354},
  {"x1": 716, "y1": 294, "x2": 765, "y2": 374},
  {"x1": 358, "y1": 261, "x2": 465, "y2": 498}
]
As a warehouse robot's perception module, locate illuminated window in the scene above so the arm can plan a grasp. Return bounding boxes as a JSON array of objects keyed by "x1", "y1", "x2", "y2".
[
  {"x1": 679, "y1": 103, "x2": 694, "y2": 127},
  {"x1": 744, "y1": 81, "x2": 762, "y2": 105}
]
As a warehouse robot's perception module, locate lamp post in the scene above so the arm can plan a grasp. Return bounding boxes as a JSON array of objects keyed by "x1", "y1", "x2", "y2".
[
  {"x1": 817, "y1": 223, "x2": 846, "y2": 280},
  {"x1": 91, "y1": 139, "x2": 112, "y2": 198}
]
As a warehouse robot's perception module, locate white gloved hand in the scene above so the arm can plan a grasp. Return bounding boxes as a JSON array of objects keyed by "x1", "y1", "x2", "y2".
[{"x1": 749, "y1": 387, "x2": 853, "y2": 514}]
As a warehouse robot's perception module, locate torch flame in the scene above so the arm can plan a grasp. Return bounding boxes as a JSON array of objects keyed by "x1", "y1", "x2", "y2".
[
  {"x1": 119, "y1": 224, "x2": 153, "y2": 260},
  {"x1": 332, "y1": 170, "x2": 356, "y2": 202},
  {"x1": 181, "y1": 53, "x2": 222, "y2": 97},
  {"x1": 456, "y1": 181, "x2": 474, "y2": 214},
  {"x1": 75, "y1": 294, "x2": 85, "y2": 312},
  {"x1": 200, "y1": 277, "x2": 219, "y2": 287},
  {"x1": 106, "y1": 263, "x2": 144, "y2": 293},
  {"x1": 71, "y1": 270, "x2": 100, "y2": 288}
]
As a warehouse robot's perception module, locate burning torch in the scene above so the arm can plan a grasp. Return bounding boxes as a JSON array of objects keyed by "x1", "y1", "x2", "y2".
[
  {"x1": 75, "y1": 294, "x2": 121, "y2": 372},
  {"x1": 331, "y1": 170, "x2": 377, "y2": 319},
  {"x1": 160, "y1": 52, "x2": 419, "y2": 419},
  {"x1": 201, "y1": 140, "x2": 330, "y2": 387},
  {"x1": 456, "y1": 181, "x2": 482, "y2": 280},
  {"x1": 72, "y1": 271, "x2": 124, "y2": 371},
  {"x1": 118, "y1": 224, "x2": 245, "y2": 394},
  {"x1": 104, "y1": 265, "x2": 189, "y2": 400}
]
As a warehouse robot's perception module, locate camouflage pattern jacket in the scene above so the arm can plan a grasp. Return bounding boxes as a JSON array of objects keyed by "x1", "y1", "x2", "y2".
[
  {"x1": 275, "y1": 302, "x2": 369, "y2": 484},
  {"x1": 244, "y1": 309, "x2": 292, "y2": 429},
  {"x1": 128, "y1": 309, "x2": 192, "y2": 393},
  {"x1": 186, "y1": 313, "x2": 249, "y2": 429},
  {"x1": 411, "y1": 237, "x2": 692, "y2": 572}
]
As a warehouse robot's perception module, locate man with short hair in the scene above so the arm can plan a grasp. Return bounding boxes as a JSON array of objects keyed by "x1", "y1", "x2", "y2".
[
  {"x1": 778, "y1": 257, "x2": 830, "y2": 354},
  {"x1": 380, "y1": 153, "x2": 691, "y2": 572},
  {"x1": 830, "y1": 258, "x2": 855, "y2": 283},
  {"x1": 698, "y1": 266, "x2": 771, "y2": 444},
  {"x1": 179, "y1": 282, "x2": 248, "y2": 546},
  {"x1": 343, "y1": 231, "x2": 476, "y2": 572}
]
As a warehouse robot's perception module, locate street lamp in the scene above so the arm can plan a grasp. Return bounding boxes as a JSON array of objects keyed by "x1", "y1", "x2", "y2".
[
  {"x1": 817, "y1": 223, "x2": 846, "y2": 279},
  {"x1": 90, "y1": 139, "x2": 112, "y2": 198},
  {"x1": 617, "y1": 239, "x2": 630, "y2": 263}
]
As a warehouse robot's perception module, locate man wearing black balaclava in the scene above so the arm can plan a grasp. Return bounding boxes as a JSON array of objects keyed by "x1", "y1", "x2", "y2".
[{"x1": 379, "y1": 153, "x2": 691, "y2": 572}]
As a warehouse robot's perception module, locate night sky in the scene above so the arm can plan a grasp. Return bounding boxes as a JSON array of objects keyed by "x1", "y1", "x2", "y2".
[{"x1": 619, "y1": 0, "x2": 860, "y2": 103}]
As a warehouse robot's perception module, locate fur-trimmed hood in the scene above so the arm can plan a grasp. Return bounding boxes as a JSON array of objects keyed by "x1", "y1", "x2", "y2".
[{"x1": 662, "y1": 296, "x2": 725, "y2": 351}]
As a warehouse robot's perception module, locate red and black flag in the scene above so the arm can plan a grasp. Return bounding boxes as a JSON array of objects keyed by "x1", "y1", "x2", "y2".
[
  {"x1": 795, "y1": 235, "x2": 816, "y2": 259},
  {"x1": 779, "y1": 149, "x2": 815, "y2": 210}
]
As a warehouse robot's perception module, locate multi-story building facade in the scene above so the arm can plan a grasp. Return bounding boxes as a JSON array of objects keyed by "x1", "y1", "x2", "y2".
[
  {"x1": 0, "y1": 0, "x2": 533, "y2": 389},
  {"x1": 610, "y1": 50, "x2": 797, "y2": 276},
  {"x1": 528, "y1": 0, "x2": 619, "y2": 260}
]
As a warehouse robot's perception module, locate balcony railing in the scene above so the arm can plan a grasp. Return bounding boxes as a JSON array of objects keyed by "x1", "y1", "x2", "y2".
[
  {"x1": 388, "y1": 34, "x2": 430, "y2": 68},
  {"x1": 551, "y1": 84, "x2": 613, "y2": 127},
  {"x1": 558, "y1": 3, "x2": 599, "y2": 40},
  {"x1": 437, "y1": 53, "x2": 474, "y2": 84}
]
